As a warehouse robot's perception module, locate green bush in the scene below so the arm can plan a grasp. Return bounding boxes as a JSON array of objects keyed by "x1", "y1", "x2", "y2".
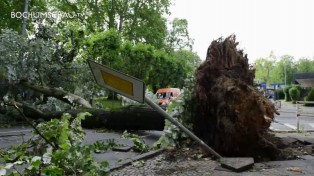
[
  {"x1": 304, "y1": 87, "x2": 314, "y2": 106},
  {"x1": 289, "y1": 87, "x2": 300, "y2": 104},
  {"x1": 275, "y1": 88, "x2": 285, "y2": 100},
  {"x1": 283, "y1": 86, "x2": 292, "y2": 101},
  {"x1": 292, "y1": 84, "x2": 303, "y2": 96}
]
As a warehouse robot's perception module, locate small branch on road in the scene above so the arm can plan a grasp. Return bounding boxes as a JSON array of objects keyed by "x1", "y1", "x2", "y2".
[{"x1": 12, "y1": 102, "x2": 57, "y2": 150}]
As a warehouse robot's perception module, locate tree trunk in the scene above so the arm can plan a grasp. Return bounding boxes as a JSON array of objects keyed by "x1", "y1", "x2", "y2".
[
  {"x1": 19, "y1": 103, "x2": 165, "y2": 130},
  {"x1": 2, "y1": 82, "x2": 164, "y2": 130}
]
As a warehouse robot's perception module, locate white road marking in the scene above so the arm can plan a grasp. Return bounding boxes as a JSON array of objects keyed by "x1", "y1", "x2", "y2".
[
  {"x1": 284, "y1": 123, "x2": 297, "y2": 130},
  {"x1": 309, "y1": 123, "x2": 314, "y2": 129},
  {"x1": 269, "y1": 126, "x2": 281, "y2": 131},
  {"x1": 0, "y1": 129, "x2": 32, "y2": 134}
]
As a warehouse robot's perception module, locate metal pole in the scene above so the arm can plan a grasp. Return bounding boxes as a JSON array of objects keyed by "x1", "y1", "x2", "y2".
[
  {"x1": 296, "y1": 101, "x2": 300, "y2": 133},
  {"x1": 284, "y1": 64, "x2": 287, "y2": 86},
  {"x1": 144, "y1": 97, "x2": 222, "y2": 159}
]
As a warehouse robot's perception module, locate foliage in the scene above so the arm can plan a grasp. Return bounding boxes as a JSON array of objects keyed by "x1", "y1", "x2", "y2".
[
  {"x1": 87, "y1": 29, "x2": 122, "y2": 67},
  {"x1": 49, "y1": 0, "x2": 171, "y2": 49},
  {"x1": 86, "y1": 31, "x2": 197, "y2": 92},
  {"x1": 296, "y1": 58, "x2": 314, "y2": 73},
  {"x1": 121, "y1": 131, "x2": 149, "y2": 153},
  {"x1": 0, "y1": 0, "x2": 48, "y2": 34},
  {"x1": 304, "y1": 87, "x2": 314, "y2": 106},
  {"x1": 94, "y1": 98, "x2": 122, "y2": 111},
  {"x1": 0, "y1": 29, "x2": 51, "y2": 83},
  {"x1": 289, "y1": 87, "x2": 300, "y2": 103},
  {"x1": 0, "y1": 0, "x2": 197, "y2": 106},
  {"x1": 120, "y1": 42, "x2": 155, "y2": 81},
  {"x1": 254, "y1": 53, "x2": 314, "y2": 86},
  {"x1": 154, "y1": 76, "x2": 195, "y2": 149},
  {"x1": 171, "y1": 50, "x2": 201, "y2": 77},
  {"x1": 0, "y1": 27, "x2": 89, "y2": 93},
  {"x1": 121, "y1": 89, "x2": 156, "y2": 106},
  {"x1": 93, "y1": 139, "x2": 122, "y2": 153},
  {"x1": 272, "y1": 55, "x2": 296, "y2": 84},
  {"x1": 283, "y1": 86, "x2": 292, "y2": 101},
  {"x1": 36, "y1": 97, "x2": 71, "y2": 112},
  {"x1": 292, "y1": 84, "x2": 303, "y2": 96},
  {"x1": 166, "y1": 18, "x2": 194, "y2": 52},
  {"x1": 0, "y1": 113, "x2": 110, "y2": 176},
  {"x1": 254, "y1": 56, "x2": 275, "y2": 84}
]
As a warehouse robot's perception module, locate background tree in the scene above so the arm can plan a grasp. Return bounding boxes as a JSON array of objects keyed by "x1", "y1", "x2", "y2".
[
  {"x1": 295, "y1": 57, "x2": 314, "y2": 73},
  {"x1": 0, "y1": 0, "x2": 48, "y2": 34},
  {"x1": 255, "y1": 54, "x2": 304, "y2": 86},
  {"x1": 254, "y1": 58, "x2": 274, "y2": 84},
  {"x1": 272, "y1": 55, "x2": 296, "y2": 85},
  {"x1": 166, "y1": 18, "x2": 194, "y2": 52},
  {"x1": 49, "y1": 0, "x2": 171, "y2": 50},
  {"x1": 171, "y1": 50, "x2": 201, "y2": 77},
  {"x1": 0, "y1": 0, "x2": 199, "y2": 117}
]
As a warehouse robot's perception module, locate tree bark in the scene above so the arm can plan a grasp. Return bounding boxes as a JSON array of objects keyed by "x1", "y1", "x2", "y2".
[
  {"x1": 18, "y1": 103, "x2": 165, "y2": 130},
  {"x1": 2, "y1": 82, "x2": 164, "y2": 130}
]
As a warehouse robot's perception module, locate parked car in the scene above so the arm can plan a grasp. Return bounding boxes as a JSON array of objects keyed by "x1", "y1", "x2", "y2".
[{"x1": 155, "y1": 88, "x2": 180, "y2": 108}]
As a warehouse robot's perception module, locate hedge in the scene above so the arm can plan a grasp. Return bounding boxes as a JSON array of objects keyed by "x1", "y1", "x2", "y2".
[
  {"x1": 283, "y1": 86, "x2": 292, "y2": 101},
  {"x1": 304, "y1": 87, "x2": 314, "y2": 106},
  {"x1": 289, "y1": 87, "x2": 300, "y2": 104}
]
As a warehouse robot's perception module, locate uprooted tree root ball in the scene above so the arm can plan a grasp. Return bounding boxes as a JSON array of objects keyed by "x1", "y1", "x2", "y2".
[{"x1": 192, "y1": 35, "x2": 281, "y2": 160}]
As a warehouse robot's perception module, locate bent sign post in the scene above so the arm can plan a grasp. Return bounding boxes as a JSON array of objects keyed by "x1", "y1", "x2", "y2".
[{"x1": 87, "y1": 60, "x2": 253, "y2": 172}]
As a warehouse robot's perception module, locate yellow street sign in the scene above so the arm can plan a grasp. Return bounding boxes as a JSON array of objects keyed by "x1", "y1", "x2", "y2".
[{"x1": 88, "y1": 60, "x2": 145, "y2": 103}]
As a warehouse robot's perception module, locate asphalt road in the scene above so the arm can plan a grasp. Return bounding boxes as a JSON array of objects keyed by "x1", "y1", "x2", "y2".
[
  {"x1": 0, "y1": 127, "x2": 164, "y2": 170},
  {"x1": 271, "y1": 111, "x2": 314, "y2": 132}
]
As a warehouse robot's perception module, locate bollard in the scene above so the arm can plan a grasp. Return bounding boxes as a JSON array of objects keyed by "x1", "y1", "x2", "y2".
[{"x1": 296, "y1": 101, "x2": 300, "y2": 133}]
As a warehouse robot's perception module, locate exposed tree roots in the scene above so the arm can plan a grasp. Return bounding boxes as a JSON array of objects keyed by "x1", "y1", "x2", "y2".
[{"x1": 193, "y1": 35, "x2": 280, "y2": 160}]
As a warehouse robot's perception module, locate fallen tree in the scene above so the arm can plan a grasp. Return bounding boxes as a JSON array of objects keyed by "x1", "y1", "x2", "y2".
[
  {"x1": 19, "y1": 81, "x2": 92, "y2": 108},
  {"x1": 4, "y1": 102, "x2": 165, "y2": 131},
  {"x1": 1, "y1": 80, "x2": 165, "y2": 131},
  {"x1": 0, "y1": 35, "x2": 281, "y2": 160},
  {"x1": 192, "y1": 35, "x2": 280, "y2": 159}
]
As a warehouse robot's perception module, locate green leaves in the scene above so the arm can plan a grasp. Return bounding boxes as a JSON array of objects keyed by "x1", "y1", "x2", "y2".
[
  {"x1": 0, "y1": 112, "x2": 110, "y2": 175},
  {"x1": 167, "y1": 18, "x2": 194, "y2": 51},
  {"x1": 154, "y1": 76, "x2": 195, "y2": 148},
  {"x1": 93, "y1": 139, "x2": 122, "y2": 153},
  {"x1": 254, "y1": 54, "x2": 314, "y2": 86},
  {"x1": 121, "y1": 131, "x2": 149, "y2": 153}
]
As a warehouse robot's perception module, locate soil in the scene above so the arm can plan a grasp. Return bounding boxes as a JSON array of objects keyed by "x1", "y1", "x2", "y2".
[{"x1": 192, "y1": 35, "x2": 279, "y2": 159}]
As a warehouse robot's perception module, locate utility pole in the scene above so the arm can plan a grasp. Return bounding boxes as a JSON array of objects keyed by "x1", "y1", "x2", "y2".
[{"x1": 22, "y1": 0, "x2": 29, "y2": 38}]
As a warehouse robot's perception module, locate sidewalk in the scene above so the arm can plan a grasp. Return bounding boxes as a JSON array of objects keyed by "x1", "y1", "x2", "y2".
[
  {"x1": 109, "y1": 101, "x2": 314, "y2": 175},
  {"x1": 278, "y1": 100, "x2": 314, "y2": 115},
  {"x1": 111, "y1": 132, "x2": 314, "y2": 176}
]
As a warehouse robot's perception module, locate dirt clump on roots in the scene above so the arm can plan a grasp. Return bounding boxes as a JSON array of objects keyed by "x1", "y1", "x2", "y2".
[{"x1": 193, "y1": 35, "x2": 281, "y2": 161}]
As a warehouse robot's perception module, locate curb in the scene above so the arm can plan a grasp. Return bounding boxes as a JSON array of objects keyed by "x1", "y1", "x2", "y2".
[{"x1": 109, "y1": 148, "x2": 164, "y2": 171}]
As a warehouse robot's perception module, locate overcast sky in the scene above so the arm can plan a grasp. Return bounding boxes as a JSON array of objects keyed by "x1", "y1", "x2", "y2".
[{"x1": 169, "y1": 0, "x2": 314, "y2": 63}]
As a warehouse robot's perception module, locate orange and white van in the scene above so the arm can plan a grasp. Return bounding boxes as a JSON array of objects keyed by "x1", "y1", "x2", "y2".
[{"x1": 155, "y1": 88, "x2": 181, "y2": 106}]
